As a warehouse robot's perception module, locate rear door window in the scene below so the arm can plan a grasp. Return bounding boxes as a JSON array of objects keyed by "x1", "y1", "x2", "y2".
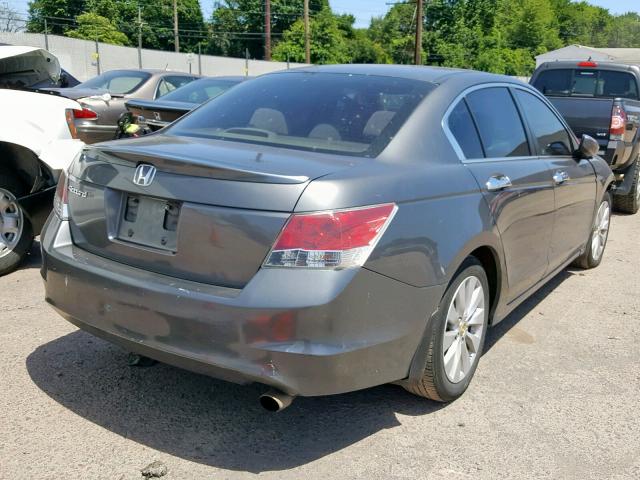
[
  {"x1": 465, "y1": 87, "x2": 530, "y2": 158},
  {"x1": 515, "y1": 90, "x2": 573, "y2": 156},
  {"x1": 448, "y1": 101, "x2": 484, "y2": 159},
  {"x1": 533, "y1": 69, "x2": 639, "y2": 99}
]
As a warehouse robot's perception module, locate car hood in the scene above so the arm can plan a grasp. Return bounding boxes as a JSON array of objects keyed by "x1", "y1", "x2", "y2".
[{"x1": 0, "y1": 46, "x2": 60, "y2": 87}]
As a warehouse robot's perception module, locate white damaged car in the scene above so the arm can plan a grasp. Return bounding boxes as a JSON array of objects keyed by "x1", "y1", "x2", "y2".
[{"x1": 0, "y1": 46, "x2": 84, "y2": 274}]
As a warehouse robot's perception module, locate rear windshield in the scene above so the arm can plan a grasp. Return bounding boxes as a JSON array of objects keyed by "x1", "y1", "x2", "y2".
[
  {"x1": 78, "y1": 70, "x2": 151, "y2": 94},
  {"x1": 162, "y1": 78, "x2": 241, "y2": 103},
  {"x1": 168, "y1": 72, "x2": 433, "y2": 157},
  {"x1": 533, "y1": 68, "x2": 639, "y2": 99}
]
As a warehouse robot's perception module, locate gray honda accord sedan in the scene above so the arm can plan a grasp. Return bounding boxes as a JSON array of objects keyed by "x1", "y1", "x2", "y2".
[{"x1": 41, "y1": 65, "x2": 613, "y2": 410}]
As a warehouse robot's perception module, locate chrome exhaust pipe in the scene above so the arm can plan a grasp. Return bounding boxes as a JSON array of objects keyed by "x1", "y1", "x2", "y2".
[{"x1": 259, "y1": 390, "x2": 294, "y2": 412}]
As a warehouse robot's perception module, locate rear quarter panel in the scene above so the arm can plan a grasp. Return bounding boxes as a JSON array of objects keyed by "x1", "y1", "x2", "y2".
[{"x1": 296, "y1": 75, "x2": 508, "y2": 294}]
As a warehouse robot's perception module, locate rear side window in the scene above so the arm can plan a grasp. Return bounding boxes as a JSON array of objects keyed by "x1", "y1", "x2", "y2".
[
  {"x1": 156, "y1": 76, "x2": 196, "y2": 98},
  {"x1": 533, "y1": 69, "x2": 639, "y2": 99},
  {"x1": 515, "y1": 90, "x2": 573, "y2": 156},
  {"x1": 465, "y1": 87, "x2": 530, "y2": 158},
  {"x1": 448, "y1": 101, "x2": 483, "y2": 159}
]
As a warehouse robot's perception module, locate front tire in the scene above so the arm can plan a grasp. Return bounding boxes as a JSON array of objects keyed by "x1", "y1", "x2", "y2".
[
  {"x1": 573, "y1": 192, "x2": 612, "y2": 270},
  {"x1": 613, "y1": 159, "x2": 640, "y2": 214},
  {"x1": 0, "y1": 175, "x2": 34, "y2": 276},
  {"x1": 405, "y1": 257, "x2": 489, "y2": 402}
]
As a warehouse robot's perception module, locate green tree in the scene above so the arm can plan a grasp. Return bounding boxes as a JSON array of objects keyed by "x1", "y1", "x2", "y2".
[
  {"x1": 28, "y1": 0, "x2": 205, "y2": 52},
  {"x1": 609, "y1": 12, "x2": 640, "y2": 47},
  {"x1": 65, "y1": 12, "x2": 129, "y2": 45},
  {"x1": 272, "y1": 7, "x2": 349, "y2": 64},
  {"x1": 27, "y1": 0, "x2": 86, "y2": 34},
  {"x1": 368, "y1": 3, "x2": 415, "y2": 64},
  {"x1": 209, "y1": 0, "x2": 327, "y2": 59}
]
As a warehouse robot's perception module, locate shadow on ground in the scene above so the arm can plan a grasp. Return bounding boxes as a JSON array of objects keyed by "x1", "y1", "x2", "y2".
[
  {"x1": 18, "y1": 239, "x2": 42, "y2": 271},
  {"x1": 27, "y1": 268, "x2": 573, "y2": 473}
]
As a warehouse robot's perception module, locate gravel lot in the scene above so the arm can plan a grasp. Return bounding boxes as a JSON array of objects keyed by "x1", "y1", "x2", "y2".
[{"x1": 1, "y1": 213, "x2": 639, "y2": 480}]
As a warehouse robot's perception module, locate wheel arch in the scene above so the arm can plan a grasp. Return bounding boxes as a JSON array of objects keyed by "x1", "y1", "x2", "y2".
[
  {"x1": 0, "y1": 141, "x2": 57, "y2": 193},
  {"x1": 401, "y1": 238, "x2": 505, "y2": 387}
]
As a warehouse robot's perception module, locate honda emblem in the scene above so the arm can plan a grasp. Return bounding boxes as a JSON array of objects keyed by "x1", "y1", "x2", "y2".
[{"x1": 133, "y1": 164, "x2": 156, "y2": 187}]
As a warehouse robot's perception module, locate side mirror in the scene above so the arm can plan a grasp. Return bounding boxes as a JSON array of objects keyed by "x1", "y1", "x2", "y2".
[{"x1": 575, "y1": 134, "x2": 599, "y2": 159}]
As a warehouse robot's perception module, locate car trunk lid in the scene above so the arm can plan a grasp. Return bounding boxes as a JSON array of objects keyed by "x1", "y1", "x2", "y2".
[{"x1": 67, "y1": 135, "x2": 359, "y2": 288}]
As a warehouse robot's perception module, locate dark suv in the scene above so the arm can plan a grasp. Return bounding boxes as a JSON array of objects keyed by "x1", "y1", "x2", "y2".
[{"x1": 531, "y1": 61, "x2": 640, "y2": 213}]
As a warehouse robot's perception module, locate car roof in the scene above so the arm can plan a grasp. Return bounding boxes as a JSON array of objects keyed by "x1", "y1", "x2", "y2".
[
  {"x1": 197, "y1": 75, "x2": 251, "y2": 82},
  {"x1": 275, "y1": 64, "x2": 524, "y2": 86},
  {"x1": 102, "y1": 69, "x2": 197, "y2": 76},
  {"x1": 536, "y1": 61, "x2": 640, "y2": 73}
]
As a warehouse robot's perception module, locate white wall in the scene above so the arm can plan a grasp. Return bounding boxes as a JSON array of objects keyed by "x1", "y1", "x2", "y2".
[{"x1": 0, "y1": 32, "x2": 304, "y2": 81}]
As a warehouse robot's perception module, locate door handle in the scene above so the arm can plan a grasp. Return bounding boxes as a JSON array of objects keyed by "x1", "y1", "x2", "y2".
[
  {"x1": 486, "y1": 174, "x2": 512, "y2": 192},
  {"x1": 553, "y1": 170, "x2": 570, "y2": 185}
]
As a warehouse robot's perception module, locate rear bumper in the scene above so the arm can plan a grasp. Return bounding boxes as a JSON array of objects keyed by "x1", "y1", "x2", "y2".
[
  {"x1": 75, "y1": 123, "x2": 117, "y2": 144},
  {"x1": 41, "y1": 215, "x2": 444, "y2": 396},
  {"x1": 603, "y1": 139, "x2": 636, "y2": 172}
]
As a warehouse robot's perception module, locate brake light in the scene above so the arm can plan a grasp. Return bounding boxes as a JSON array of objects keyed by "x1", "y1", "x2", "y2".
[
  {"x1": 264, "y1": 203, "x2": 397, "y2": 269},
  {"x1": 72, "y1": 107, "x2": 98, "y2": 119},
  {"x1": 610, "y1": 104, "x2": 627, "y2": 139},
  {"x1": 578, "y1": 61, "x2": 598, "y2": 67},
  {"x1": 53, "y1": 170, "x2": 69, "y2": 220},
  {"x1": 65, "y1": 109, "x2": 78, "y2": 139}
]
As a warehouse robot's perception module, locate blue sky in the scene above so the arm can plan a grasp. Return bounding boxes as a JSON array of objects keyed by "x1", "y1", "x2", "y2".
[{"x1": 8, "y1": 0, "x2": 639, "y2": 28}]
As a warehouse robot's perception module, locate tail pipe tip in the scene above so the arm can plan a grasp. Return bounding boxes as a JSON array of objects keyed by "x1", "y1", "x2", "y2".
[{"x1": 259, "y1": 390, "x2": 295, "y2": 412}]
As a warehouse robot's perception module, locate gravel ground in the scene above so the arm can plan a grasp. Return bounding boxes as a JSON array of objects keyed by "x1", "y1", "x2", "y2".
[{"x1": 1, "y1": 214, "x2": 639, "y2": 480}]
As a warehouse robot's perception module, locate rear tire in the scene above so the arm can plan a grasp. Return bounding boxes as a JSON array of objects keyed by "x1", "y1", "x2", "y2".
[
  {"x1": 0, "y1": 174, "x2": 34, "y2": 276},
  {"x1": 404, "y1": 257, "x2": 489, "y2": 402},
  {"x1": 573, "y1": 191, "x2": 612, "y2": 269},
  {"x1": 613, "y1": 159, "x2": 640, "y2": 214}
]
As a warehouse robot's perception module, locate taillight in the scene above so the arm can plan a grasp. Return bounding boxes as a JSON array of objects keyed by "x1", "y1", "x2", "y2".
[
  {"x1": 65, "y1": 109, "x2": 78, "y2": 139},
  {"x1": 610, "y1": 104, "x2": 627, "y2": 139},
  {"x1": 72, "y1": 107, "x2": 98, "y2": 119},
  {"x1": 53, "y1": 170, "x2": 69, "y2": 220},
  {"x1": 264, "y1": 203, "x2": 397, "y2": 269}
]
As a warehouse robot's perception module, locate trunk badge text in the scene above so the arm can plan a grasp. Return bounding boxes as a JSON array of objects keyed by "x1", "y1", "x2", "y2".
[
  {"x1": 133, "y1": 164, "x2": 157, "y2": 187},
  {"x1": 68, "y1": 185, "x2": 87, "y2": 198}
]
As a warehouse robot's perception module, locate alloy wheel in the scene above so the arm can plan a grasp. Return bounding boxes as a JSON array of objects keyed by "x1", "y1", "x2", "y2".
[
  {"x1": 442, "y1": 276, "x2": 486, "y2": 384},
  {"x1": 591, "y1": 200, "x2": 610, "y2": 262},
  {"x1": 0, "y1": 188, "x2": 23, "y2": 259}
]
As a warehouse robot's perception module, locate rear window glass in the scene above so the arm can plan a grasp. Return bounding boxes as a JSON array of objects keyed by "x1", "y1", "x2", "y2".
[
  {"x1": 465, "y1": 87, "x2": 530, "y2": 158},
  {"x1": 448, "y1": 101, "x2": 484, "y2": 159},
  {"x1": 533, "y1": 69, "x2": 639, "y2": 99},
  {"x1": 168, "y1": 72, "x2": 434, "y2": 157},
  {"x1": 78, "y1": 70, "x2": 151, "y2": 94},
  {"x1": 162, "y1": 78, "x2": 240, "y2": 104}
]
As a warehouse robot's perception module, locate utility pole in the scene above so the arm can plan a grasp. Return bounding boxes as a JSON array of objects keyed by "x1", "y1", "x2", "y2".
[
  {"x1": 137, "y1": 6, "x2": 143, "y2": 69},
  {"x1": 264, "y1": 0, "x2": 271, "y2": 60},
  {"x1": 414, "y1": 0, "x2": 423, "y2": 65},
  {"x1": 43, "y1": 17, "x2": 49, "y2": 50},
  {"x1": 173, "y1": 0, "x2": 179, "y2": 53},
  {"x1": 303, "y1": 0, "x2": 310, "y2": 64}
]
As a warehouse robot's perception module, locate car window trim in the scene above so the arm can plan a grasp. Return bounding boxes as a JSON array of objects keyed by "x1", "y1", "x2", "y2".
[{"x1": 442, "y1": 82, "x2": 535, "y2": 163}]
